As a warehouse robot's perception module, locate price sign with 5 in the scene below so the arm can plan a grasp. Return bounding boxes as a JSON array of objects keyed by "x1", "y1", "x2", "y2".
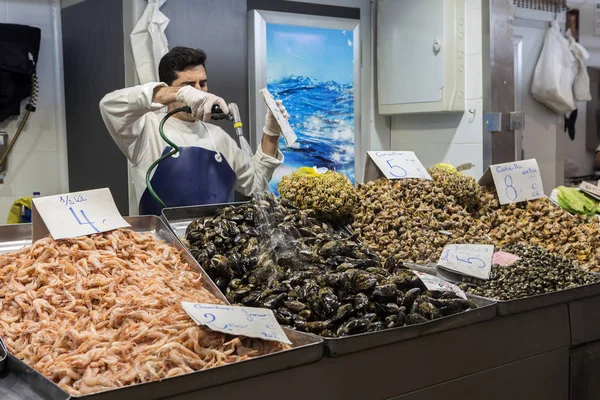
[
  {"x1": 438, "y1": 244, "x2": 494, "y2": 280},
  {"x1": 367, "y1": 151, "x2": 432, "y2": 180}
]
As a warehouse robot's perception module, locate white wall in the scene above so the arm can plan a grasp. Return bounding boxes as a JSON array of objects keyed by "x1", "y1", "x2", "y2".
[
  {"x1": 389, "y1": 0, "x2": 484, "y2": 179},
  {"x1": 564, "y1": 0, "x2": 600, "y2": 177},
  {"x1": 0, "y1": 0, "x2": 69, "y2": 222}
]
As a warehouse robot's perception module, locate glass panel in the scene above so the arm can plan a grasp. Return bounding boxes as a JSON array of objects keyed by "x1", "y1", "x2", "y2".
[{"x1": 266, "y1": 23, "x2": 355, "y2": 195}]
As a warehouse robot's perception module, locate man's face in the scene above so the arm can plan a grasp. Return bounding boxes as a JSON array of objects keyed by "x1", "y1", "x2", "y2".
[{"x1": 170, "y1": 64, "x2": 208, "y2": 121}]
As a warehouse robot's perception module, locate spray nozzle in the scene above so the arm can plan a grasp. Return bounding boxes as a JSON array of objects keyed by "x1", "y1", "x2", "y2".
[{"x1": 179, "y1": 104, "x2": 232, "y2": 121}]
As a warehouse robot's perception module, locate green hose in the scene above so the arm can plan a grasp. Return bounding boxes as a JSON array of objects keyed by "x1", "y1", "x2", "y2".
[{"x1": 145, "y1": 106, "x2": 190, "y2": 210}]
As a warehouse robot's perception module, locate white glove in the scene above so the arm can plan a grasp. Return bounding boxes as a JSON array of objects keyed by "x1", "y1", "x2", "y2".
[
  {"x1": 176, "y1": 86, "x2": 229, "y2": 122},
  {"x1": 263, "y1": 100, "x2": 290, "y2": 137}
]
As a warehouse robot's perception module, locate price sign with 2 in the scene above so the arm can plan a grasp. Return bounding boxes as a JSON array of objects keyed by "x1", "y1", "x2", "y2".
[
  {"x1": 181, "y1": 302, "x2": 291, "y2": 344},
  {"x1": 438, "y1": 244, "x2": 494, "y2": 280},
  {"x1": 367, "y1": 151, "x2": 432, "y2": 180},
  {"x1": 32, "y1": 188, "x2": 129, "y2": 240}
]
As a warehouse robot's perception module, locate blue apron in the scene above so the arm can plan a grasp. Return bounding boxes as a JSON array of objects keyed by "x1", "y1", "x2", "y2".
[{"x1": 139, "y1": 146, "x2": 237, "y2": 216}]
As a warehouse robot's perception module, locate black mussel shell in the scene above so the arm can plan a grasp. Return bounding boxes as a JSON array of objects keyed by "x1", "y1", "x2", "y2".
[
  {"x1": 336, "y1": 317, "x2": 370, "y2": 336},
  {"x1": 353, "y1": 292, "x2": 370, "y2": 310},
  {"x1": 402, "y1": 288, "x2": 421, "y2": 309}
]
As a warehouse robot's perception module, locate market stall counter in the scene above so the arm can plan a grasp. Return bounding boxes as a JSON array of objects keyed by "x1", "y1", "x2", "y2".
[
  {"x1": 0, "y1": 221, "x2": 323, "y2": 400},
  {"x1": 162, "y1": 203, "x2": 498, "y2": 357}
]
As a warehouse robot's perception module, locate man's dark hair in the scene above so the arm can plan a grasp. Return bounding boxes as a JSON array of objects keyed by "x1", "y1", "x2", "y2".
[{"x1": 158, "y1": 46, "x2": 207, "y2": 85}]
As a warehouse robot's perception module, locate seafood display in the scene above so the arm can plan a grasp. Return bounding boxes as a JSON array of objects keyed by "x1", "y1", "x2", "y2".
[
  {"x1": 485, "y1": 192, "x2": 600, "y2": 272},
  {"x1": 464, "y1": 244, "x2": 598, "y2": 300},
  {"x1": 278, "y1": 167, "x2": 359, "y2": 222},
  {"x1": 0, "y1": 229, "x2": 287, "y2": 396},
  {"x1": 353, "y1": 168, "x2": 491, "y2": 263},
  {"x1": 185, "y1": 194, "x2": 478, "y2": 338}
]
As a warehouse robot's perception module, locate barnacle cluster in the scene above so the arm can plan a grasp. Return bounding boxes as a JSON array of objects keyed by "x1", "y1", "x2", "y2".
[
  {"x1": 278, "y1": 167, "x2": 359, "y2": 222},
  {"x1": 464, "y1": 244, "x2": 598, "y2": 300},
  {"x1": 428, "y1": 164, "x2": 483, "y2": 211}
]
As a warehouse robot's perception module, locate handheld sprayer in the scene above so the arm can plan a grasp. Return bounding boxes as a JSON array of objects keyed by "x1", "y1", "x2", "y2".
[{"x1": 145, "y1": 103, "x2": 253, "y2": 210}]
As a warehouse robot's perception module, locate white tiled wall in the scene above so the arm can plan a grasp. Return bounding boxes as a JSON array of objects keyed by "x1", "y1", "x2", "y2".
[
  {"x1": 0, "y1": 0, "x2": 68, "y2": 222},
  {"x1": 390, "y1": 0, "x2": 484, "y2": 179}
]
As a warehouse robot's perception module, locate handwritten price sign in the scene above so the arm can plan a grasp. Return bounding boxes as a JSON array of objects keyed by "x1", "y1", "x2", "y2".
[
  {"x1": 482, "y1": 159, "x2": 545, "y2": 205},
  {"x1": 412, "y1": 271, "x2": 467, "y2": 299},
  {"x1": 181, "y1": 302, "x2": 291, "y2": 345},
  {"x1": 437, "y1": 244, "x2": 494, "y2": 280},
  {"x1": 260, "y1": 88, "x2": 297, "y2": 148},
  {"x1": 367, "y1": 151, "x2": 432, "y2": 180},
  {"x1": 32, "y1": 188, "x2": 129, "y2": 240},
  {"x1": 579, "y1": 181, "x2": 600, "y2": 201}
]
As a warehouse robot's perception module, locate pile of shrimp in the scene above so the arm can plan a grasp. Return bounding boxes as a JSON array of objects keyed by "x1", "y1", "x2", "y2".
[{"x1": 0, "y1": 229, "x2": 288, "y2": 396}]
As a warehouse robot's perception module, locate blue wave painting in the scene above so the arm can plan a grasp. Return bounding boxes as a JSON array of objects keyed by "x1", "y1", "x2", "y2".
[{"x1": 266, "y1": 23, "x2": 355, "y2": 195}]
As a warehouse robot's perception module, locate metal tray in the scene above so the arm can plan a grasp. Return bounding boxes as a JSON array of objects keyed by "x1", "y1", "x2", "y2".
[
  {"x1": 162, "y1": 205, "x2": 498, "y2": 357},
  {"x1": 322, "y1": 295, "x2": 496, "y2": 357},
  {"x1": 0, "y1": 353, "x2": 68, "y2": 400},
  {"x1": 0, "y1": 337, "x2": 6, "y2": 375},
  {"x1": 468, "y1": 279, "x2": 600, "y2": 316},
  {"x1": 0, "y1": 216, "x2": 323, "y2": 400},
  {"x1": 0, "y1": 223, "x2": 32, "y2": 254}
]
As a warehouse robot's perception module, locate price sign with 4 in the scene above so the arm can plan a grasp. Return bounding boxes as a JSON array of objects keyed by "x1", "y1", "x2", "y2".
[
  {"x1": 367, "y1": 151, "x2": 432, "y2": 180},
  {"x1": 181, "y1": 302, "x2": 291, "y2": 344},
  {"x1": 32, "y1": 188, "x2": 130, "y2": 240},
  {"x1": 438, "y1": 244, "x2": 494, "y2": 280}
]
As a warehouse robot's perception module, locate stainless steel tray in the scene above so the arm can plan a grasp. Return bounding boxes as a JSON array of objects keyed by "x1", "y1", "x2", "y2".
[
  {"x1": 468, "y1": 279, "x2": 600, "y2": 316},
  {"x1": 0, "y1": 223, "x2": 32, "y2": 254},
  {"x1": 162, "y1": 205, "x2": 498, "y2": 357},
  {"x1": 322, "y1": 295, "x2": 496, "y2": 357},
  {"x1": 0, "y1": 216, "x2": 323, "y2": 400},
  {"x1": 0, "y1": 337, "x2": 6, "y2": 375},
  {"x1": 0, "y1": 353, "x2": 68, "y2": 400}
]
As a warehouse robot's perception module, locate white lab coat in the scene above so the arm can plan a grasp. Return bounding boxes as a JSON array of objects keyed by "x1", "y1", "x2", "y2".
[
  {"x1": 99, "y1": 82, "x2": 283, "y2": 211},
  {"x1": 130, "y1": 0, "x2": 169, "y2": 84}
]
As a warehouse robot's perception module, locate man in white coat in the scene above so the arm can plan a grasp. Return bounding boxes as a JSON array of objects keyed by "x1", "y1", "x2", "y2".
[{"x1": 100, "y1": 46, "x2": 287, "y2": 215}]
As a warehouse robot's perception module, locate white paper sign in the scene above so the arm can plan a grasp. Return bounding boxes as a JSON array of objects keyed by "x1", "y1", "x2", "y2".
[
  {"x1": 480, "y1": 159, "x2": 544, "y2": 205},
  {"x1": 412, "y1": 271, "x2": 467, "y2": 299},
  {"x1": 181, "y1": 302, "x2": 291, "y2": 345},
  {"x1": 32, "y1": 188, "x2": 130, "y2": 240},
  {"x1": 579, "y1": 181, "x2": 600, "y2": 201},
  {"x1": 438, "y1": 244, "x2": 494, "y2": 280},
  {"x1": 367, "y1": 151, "x2": 432, "y2": 180},
  {"x1": 260, "y1": 88, "x2": 297, "y2": 148}
]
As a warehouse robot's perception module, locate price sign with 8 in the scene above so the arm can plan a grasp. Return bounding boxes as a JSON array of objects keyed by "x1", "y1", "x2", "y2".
[
  {"x1": 367, "y1": 151, "x2": 432, "y2": 180},
  {"x1": 488, "y1": 159, "x2": 545, "y2": 205}
]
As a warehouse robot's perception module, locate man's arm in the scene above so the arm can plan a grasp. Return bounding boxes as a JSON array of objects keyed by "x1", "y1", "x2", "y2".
[
  {"x1": 99, "y1": 82, "x2": 169, "y2": 164},
  {"x1": 260, "y1": 134, "x2": 280, "y2": 158},
  {"x1": 152, "y1": 86, "x2": 180, "y2": 105}
]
